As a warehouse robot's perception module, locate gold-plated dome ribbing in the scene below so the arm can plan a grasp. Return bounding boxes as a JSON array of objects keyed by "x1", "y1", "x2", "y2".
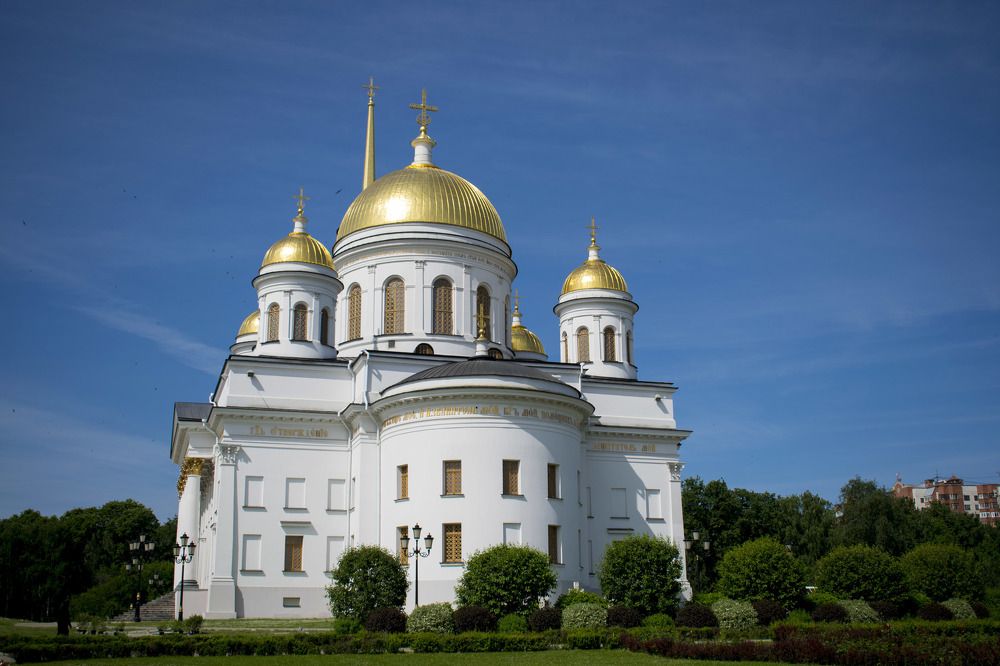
[
  {"x1": 337, "y1": 167, "x2": 506, "y2": 242},
  {"x1": 261, "y1": 189, "x2": 335, "y2": 269},
  {"x1": 237, "y1": 310, "x2": 260, "y2": 337},
  {"x1": 561, "y1": 217, "x2": 628, "y2": 295}
]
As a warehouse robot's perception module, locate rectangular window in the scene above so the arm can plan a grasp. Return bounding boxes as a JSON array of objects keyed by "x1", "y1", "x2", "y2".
[
  {"x1": 284, "y1": 535, "x2": 303, "y2": 572},
  {"x1": 503, "y1": 460, "x2": 520, "y2": 495},
  {"x1": 282, "y1": 597, "x2": 301, "y2": 608},
  {"x1": 547, "y1": 464, "x2": 560, "y2": 499},
  {"x1": 241, "y1": 534, "x2": 262, "y2": 571},
  {"x1": 244, "y1": 476, "x2": 264, "y2": 507},
  {"x1": 326, "y1": 536, "x2": 345, "y2": 571},
  {"x1": 327, "y1": 479, "x2": 346, "y2": 511},
  {"x1": 398, "y1": 525, "x2": 409, "y2": 565},
  {"x1": 548, "y1": 525, "x2": 561, "y2": 564},
  {"x1": 443, "y1": 523, "x2": 462, "y2": 563},
  {"x1": 397, "y1": 465, "x2": 409, "y2": 499},
  {"x1": 285, "y1": 478, "x2": 306, "y2": 509},
  {"x1": 645, "y1": 488, "x2": 663, "y2": 519},
  {"x1": 611, "y1": 487, "x2": 628, "y2": 518},
  {"x1": 443, "y1": 460, "x2": 462, "y2": 495},
  {"x1": 503, "y1": 522, "x2": 521, "y2": 545}
]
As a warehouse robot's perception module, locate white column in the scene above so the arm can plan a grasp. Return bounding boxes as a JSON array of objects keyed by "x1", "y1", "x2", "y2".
[
  {"x1": 667, "y1": 461, "x2": 691, "y2": 600},
  {"x1": 205, "y1": 445, "x2": 239, "y2": 618},
  {"x1": 176, "y1": 466, "x2": 202, "y2": 586},
  {"x1": 414, "y1": 260, "x2": 426, "y2": 334}
]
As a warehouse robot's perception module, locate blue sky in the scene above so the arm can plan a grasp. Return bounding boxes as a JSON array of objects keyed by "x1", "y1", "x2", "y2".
[{"x1": 1, "y1": 1, "x2": 998, "y2": 521}]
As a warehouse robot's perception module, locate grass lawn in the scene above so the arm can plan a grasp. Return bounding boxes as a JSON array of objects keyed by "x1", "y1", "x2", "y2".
[
  {"x1": 38, "y1": 654, "x2": 783, "y2": 665},
  {"x1": 0, "y1": 617, "x2": 57, "y2": 637}
]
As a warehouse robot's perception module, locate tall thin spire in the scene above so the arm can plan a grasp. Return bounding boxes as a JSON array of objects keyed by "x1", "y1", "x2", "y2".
[{"x1": 362, "y1": 77, "x2": 378, "y2": 190}]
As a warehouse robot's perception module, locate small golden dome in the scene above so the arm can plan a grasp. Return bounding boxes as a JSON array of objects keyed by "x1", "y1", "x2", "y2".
[
  {"x1": 561, "y1": 257, "x2": 628, "y2": 294},
  {"x1": 337, "y1": 166, "x2": 506, "y2": 243},
  {"x1": 511, "y1": 323, "x2": 545, "y2": 355},
  {"x1": 261, "y1": 231, "x2": 334, "y2": 269},
  {"x1": 237, "y1": 310, "x2": 259, "y2": 337}
]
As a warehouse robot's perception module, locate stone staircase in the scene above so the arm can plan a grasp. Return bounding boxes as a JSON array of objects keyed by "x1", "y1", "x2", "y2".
[{"x1": 111, "y1": 592, "x2": 175, "y2": 622}]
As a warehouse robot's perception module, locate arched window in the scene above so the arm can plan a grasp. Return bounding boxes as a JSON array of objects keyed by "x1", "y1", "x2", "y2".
[
  {"x1": 475, "y1": 285, "x2": 491, "y2": 340},
  {"x1": 384, "y1": 278, "x2": 405, "y2": 334},
  {"x1": 432, "y1": 278, "x2": 453, "y2": 334},
  {"x1": 626, "y1": 330, "x2": 634, "y2": 365},
  {"x1": 603, "y1": 326, "x2": 616, "y2": 362},
  {"x1": 320, "y1": 308, "x2": 330, "y2": 345},
  {"x1": 415, "y1": 343, "x2": 434, "y2": 355},
  {"x1": 292, "y1": 303, "x2": 308, "y2": 341},
  {"x1": 561, "y1": 332, "x2": 568, "y2": 362},
  {"x1": 576, "y1": 327, "x2": 590, "y2": 363},
  {"x1": 488, "y1": 348, "x2": 503, "y2": 360},
  {"x1": 266, "y1": 303, "x2": 280, "y2": 342},
  {"x1": 347, "y1": 285, "x2": 361, "y2": 341}
]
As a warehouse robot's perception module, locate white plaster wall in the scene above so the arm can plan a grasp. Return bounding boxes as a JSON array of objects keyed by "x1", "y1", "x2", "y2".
[{"x1": 555, "y1": 291, "x2": 637, "y2": 380}]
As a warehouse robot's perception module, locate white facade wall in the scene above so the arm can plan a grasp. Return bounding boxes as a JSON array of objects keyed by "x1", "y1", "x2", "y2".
[{"x1": 555, "y1": 290, "x2": 638, "y2": 380}]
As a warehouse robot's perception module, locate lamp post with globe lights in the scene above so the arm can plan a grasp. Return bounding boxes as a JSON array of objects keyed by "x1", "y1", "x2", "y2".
[
  {"x1": 125, "y1": 534, "x2": 155, "y2": 621},
  {"x1": 173, "y1": 533, "x2": 197, "y2": 621},
  {"x1": 684, "y1": 531, "x2": 710, "y2": 595},
  {"x1": 399, "y1": 524, "x2": 434, "y2": 606}
]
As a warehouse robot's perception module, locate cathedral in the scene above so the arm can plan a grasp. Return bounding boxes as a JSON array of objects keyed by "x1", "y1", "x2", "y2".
[{"x1": 169, "y1": 86, "x2": 691, "y2": 618}]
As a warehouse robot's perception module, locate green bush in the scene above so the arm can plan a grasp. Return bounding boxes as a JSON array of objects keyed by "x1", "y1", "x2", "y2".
[
  {"x1": 563, "y1": 602, "x2": 608, "y2": 629},
  {"x1": 527, "y1": 607, "x2": 561, "y2": 631},
  {"x1": 901, "y1": 544, "x2": 979, "y2": 601},
  {"x1": 675, "y1": 603, "x2": 718, "y2": 628},
  {"x1": 183, "y1": 615, "x2": 203, "y2": 635},
  {"x1": 942, "y1": 598, "x2": 977, "y2": 620},
  {"x1": 454, "y1": 544, "x2": 557, "y2": 617},
  {"x1": 642, "y1": 612, "x2": 675, "y2": 628},
  {"x1": 598, "y1": 535, "x2": 682, "y2": 616},
  {"x1": 606, "y1": 606, "x2": 642, "y2": 628},
  {"x1": 717, "y1": 538, "x2": 806, "y2": 610},
  {"x1": 333, "y1": 617, "x2": 363, "y2": 634},
  {"x1": 811, "y1": 602, "x2": 848, "y2": 623},
  {"x1": 839, "y1": 600, "x2": 879, "y2": 623},
  {"x1": 496, "y1": 613, "x2": 528, "y2": 633},
  {"x1": 365, "y1": 608, "x2": 406, "y2": 633},
  {"x1": 711, "y1": 598, "x2": 758, "y2": 631},
  {"x1": 917, "y1": 602, "x2": 954, "y2": 621},
  {"x1": 407, "y1": 603, "x2": 454, "y2": 633},
  {"x1": 453, "y1": 605, "x2": 497, "y2": 632},
  {"x1": 693, "y1": 591, "x2": 725, "y2": 606},
  {"x1": 555, "y1": 588, "x2": 607, "y2": 608},
  {"x1": 815, "y1": 545, "x2": 907, "y2": 602},
  {"x1": 751, "y1": 599, "x2": 787, "y2": 625},
  {"x1": 326, "y1": 545, "x2": 408, "y2": 621}
]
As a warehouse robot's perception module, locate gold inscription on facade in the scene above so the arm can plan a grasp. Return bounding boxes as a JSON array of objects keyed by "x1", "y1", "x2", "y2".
[
  {"x1": 248, "y1": 424, "x2": 329, "y2": 438},
  {"x1": 590, "y1": 442, "x2": 657, "y2": 453}
]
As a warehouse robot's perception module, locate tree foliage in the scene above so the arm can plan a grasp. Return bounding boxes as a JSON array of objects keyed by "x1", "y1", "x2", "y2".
[
  {"x1": 815, "y1": 545, "x2": 907, "y2": 602},
  {"x1": 454, "y1": 544, "x2": 556, "y2": 617},
  {"x1": 901, "y1": 543, "x2": 979, "y2": 601},
  {"x1": 326, "y1": 545, "x2": 408, "y2": 621},
  {"x1": 717, "y1": 537, "x2": 806, "y2": 610},
  {"x1": 598, "y1": 535, "x2": 682, "y2": 616}
]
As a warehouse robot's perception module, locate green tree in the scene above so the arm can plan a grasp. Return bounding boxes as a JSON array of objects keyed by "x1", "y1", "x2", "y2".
[
  {"x1": 326, "y1": 545, "x2": 408, "y2": 621},
  {"x1": 716, "y1": 537, "x2": 806, "y2": 610},
  {"x1": 814, "y1": 545, "x2": 907, "y2": 601},
  {"x1": 598, "y1": 535, "x2": 682, "y2": 616},
  {"x1": 901, "y1": 543, "x2": 979, "y2": 601},
  {"x1": 455, "y1": 544, "x2": 556, "y2": 617},
  {"x1": 834, "y1": 478, "x2": 919, "y2": 555}
]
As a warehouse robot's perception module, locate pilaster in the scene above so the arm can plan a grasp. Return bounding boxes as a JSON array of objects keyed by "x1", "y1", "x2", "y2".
[{"x1": 205, "y1": 444, "x2": 239, "y2": 618}]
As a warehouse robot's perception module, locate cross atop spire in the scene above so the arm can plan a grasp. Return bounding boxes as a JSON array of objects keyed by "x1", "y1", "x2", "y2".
[
  {"x1": 588, "y1": 216, "x2": 598, "y2": 246},
  {"x1": 513, "y1": 288, "x2": 521, "y2": 314},
  {"x1": 363, "y1": 76, "x2": 379, "y2": 101},
  {"x1": 409, "y1": 88, "x2": 439, "y2": 129},
  {"x1": 293, "y1": 187, "x2": 310, "y2": 217}
]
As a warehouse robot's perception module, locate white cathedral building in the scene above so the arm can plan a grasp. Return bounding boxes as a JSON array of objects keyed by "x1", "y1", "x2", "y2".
[{"x1": 169, "y1": 87, "x2": 691, "y2": 618}]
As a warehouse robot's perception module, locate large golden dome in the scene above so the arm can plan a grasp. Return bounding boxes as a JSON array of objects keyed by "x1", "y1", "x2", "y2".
[
  {"x1": 561, "y1": 256, "x2": 628, "y2": 294},
  {"x1": 511, "y1": 323, "x2": 545, "y2": 355},
  {"x1": 337, "y1": 166, "x2": 506, "y2": 243},
  {"x1": 237, "y1": 310, "x2": 259, "y2": 337}
]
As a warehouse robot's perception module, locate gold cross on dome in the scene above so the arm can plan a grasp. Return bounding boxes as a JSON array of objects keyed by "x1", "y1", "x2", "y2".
[
  {"x1": 293, "y1": 187, "x2": 310, "y2": 215},
  {"x1": 588, "y1": 216, "x2": 598, "y2": 244},
  {"x1": 513, "y1": 289, "x2": 521, "y2": 313},
  {"x1": 362, "y1": 77, "x2": 379, "y2": 100},
  {"x1": 409, "y1": 88, "x2": 439, "y2": 128}
]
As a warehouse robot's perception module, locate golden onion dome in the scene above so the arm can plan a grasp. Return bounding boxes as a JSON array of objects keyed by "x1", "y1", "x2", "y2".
[
  {"x1": 561, "y1": 221, "x2": 629, "y2": 295},
  {"x1": 337, "y1": 166, "x2": 506, "y2": 243},
  {"x1": 237, "y1": 310, "x2": 259, "y2": 337},
  {"x1": 261, "y1": 231, "x2": 334, "y2": 269},
  {"x1": 511, "y1": 323, "x2": 545, "y2": 355}
]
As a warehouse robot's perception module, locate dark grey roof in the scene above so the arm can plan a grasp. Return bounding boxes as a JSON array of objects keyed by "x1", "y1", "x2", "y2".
[
  {"x1": 174, "y1": 402, "x2": 212, "y2": 422},
  {"x1": 393, "y1": 358, "x2": 571, "y2": 390}
]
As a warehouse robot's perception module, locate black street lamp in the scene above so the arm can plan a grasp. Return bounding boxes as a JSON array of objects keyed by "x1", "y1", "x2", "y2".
[
  {"x1": 399, "y1": 523, "x2": 434, "y2": 606},
  {"x1": 125, "y1": 534, "x2": 155, "y2": 622},
  {"x1": 684, "y1": 531, "x2": 710, "y2": 595},
  {"x1": 173, "y1": 533, "x2": 197, "y2": 621}
]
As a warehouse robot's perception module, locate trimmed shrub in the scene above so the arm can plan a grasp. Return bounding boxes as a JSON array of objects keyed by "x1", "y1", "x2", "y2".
[
  {"x1": 751, "y1": 599, "x2": 787, "y2": 626},
  {"x1": 918, "y1": 602, "x2": 954, "y2": 621},
  {"x1": 970, "y1": 600, "x2": 991, "y2": 619},
  {"x1": 901, "y1": 544, "x2": 979, "y2": 601},
  {"x1": 407, "y1": 603, "x2": 454, "y2": 633},
  {"x1": 453, "y1": 605, "x2": 497, "y2": 633},
  {"x1": 527, "y1": 607, "x2": 561, "y2": 632},
  {"x1": 642, "y1": 613, "x2": 674, "y2": 628},
  {"x1": 839, "y1": 600, "x2": 879, "y2": 623},
  {"x1": 365, "y1": 607, "x2": 407, "y2": 633},
  {"x1": 555, "y1": 589, "x2": 607, "y2": 609},
  {"x1": 693, "y1": 591, "x2": 725, "y2": 607},
  {"x1": 676, "y1": 603, "x2": 718, "y2": 628},
  {"x1": 606, "y1": 606, "x2": 642, "y2": 628},
  {"x1": 598, "y1": 535, "x2": 683, "y2": 616},
  {"x1": 815, "y1": 545, "x2": 907, "y2": 602},
  {"x1": 811, "y1": 602, "x2": 848, "y2": 623},
  {"x1": 716, "y1": 538, "x2": 806, "y2": 610},
  {"x1": 327, "y1": 545, "x2": 408, "y2": 621},
  {"x1": 869, "y1": 600, "x2": 903, "y2": 621},
  {"x1": 333, "y1": 616, "x2": 363, "y2": 634},
  {"x1": 184, "y1": 615, "x2": 203, "y2": 635},
  {"x1": 455, "y1": 545, "x2": 557, "y2": 617},
  {"x1": 805, "y1": 590, "x2": 840, "y2": 610},
  {"x1": 711, "y1": 598, "x2": 758, "y2": 631},
  {"x1": 942, "y1": 598, "x2": 977, "y2": 620},
  {"x1": 562, "y1": 603, "x2": 608, "y2": 629},
  {"x1": 497, "y1": 613, "x2": 528, "y2": 633}
]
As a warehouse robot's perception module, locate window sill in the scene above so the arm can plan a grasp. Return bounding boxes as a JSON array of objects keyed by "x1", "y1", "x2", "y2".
[
  {"x1": 440, "y1": 561, "x2": 464, "y2": 567},
  {"x1": 395, "y1": 497, "x2": 409, "y2": 503},
  {"x1": 239, "y1": 569, "x2": 264, "y2": 574},
  {"x1": 646, "y1": 517, "x2": 666, "y2": 523},
  {"x1": 261, "y1": 340, "x2": 279, "y2": 345},
  {"x1": 326, "y1": 508, "x2": 347, "y2": 514},
  {"x1": 547, "y1": 496, "x2": 563, "y2": 501},
  {"x1": 441, "y1": 493, "x2": 464, "y2": 498},
  {"x1": 283, "y1": 507, "x2": 308, "y2": 512},
  {"x1": 610, "y1": 516, "x2": 630, "y2": 520},
  {"x1": 549, "y1": 562, "x2": 564, "y2": 567},
  {"x1": 501, "y1": 493, "x2": 525, "y2": 499},
  {"x1": 242, "y1": 505, "x2": 266, "y2": 511},
  {"x1": 282, "y1": 570, "x2": 307, "y2": 575}
]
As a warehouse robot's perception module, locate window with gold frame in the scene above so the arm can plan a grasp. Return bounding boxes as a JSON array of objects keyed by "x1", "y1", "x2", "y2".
[
  {"x1": 384, "y1": 279, "x2": 405, "y2": 334},
  {"x1": 443, "y1": 523, "x2": 462, "y2": 563},
  {"x1": 432, "y1": 278, "x2": 453, "y2": 334},
  {"x1": 267, "y1": 303, "x2": 280, "y2": 342},
  {"x1": 576, "y1": 327, "x2": 590, "y2": 362},
  {"x1": 284, "y1": 535, "x2": 303, "y2": 572},
  {"x1": 292, "y1": 303, "x2": 308, "y2": 341},
  {"x1": 397, "y1": 464, "x2": 408, "y2": 500},
  {"x1": 347, "y1": 285, "x2": 362, "y2": 340},
  {"x1": 443, "y1": 460, "x2": 462, "y2": 495},
  {"x1": 502, "y1": 460, "x2": 520, "y2": 496},
  {"x1": 603, "y1": 326, "x2": 616, "y2": 362},
  {"x1": 547, "y1": 525, "x2": 560, "y2": 564}
]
